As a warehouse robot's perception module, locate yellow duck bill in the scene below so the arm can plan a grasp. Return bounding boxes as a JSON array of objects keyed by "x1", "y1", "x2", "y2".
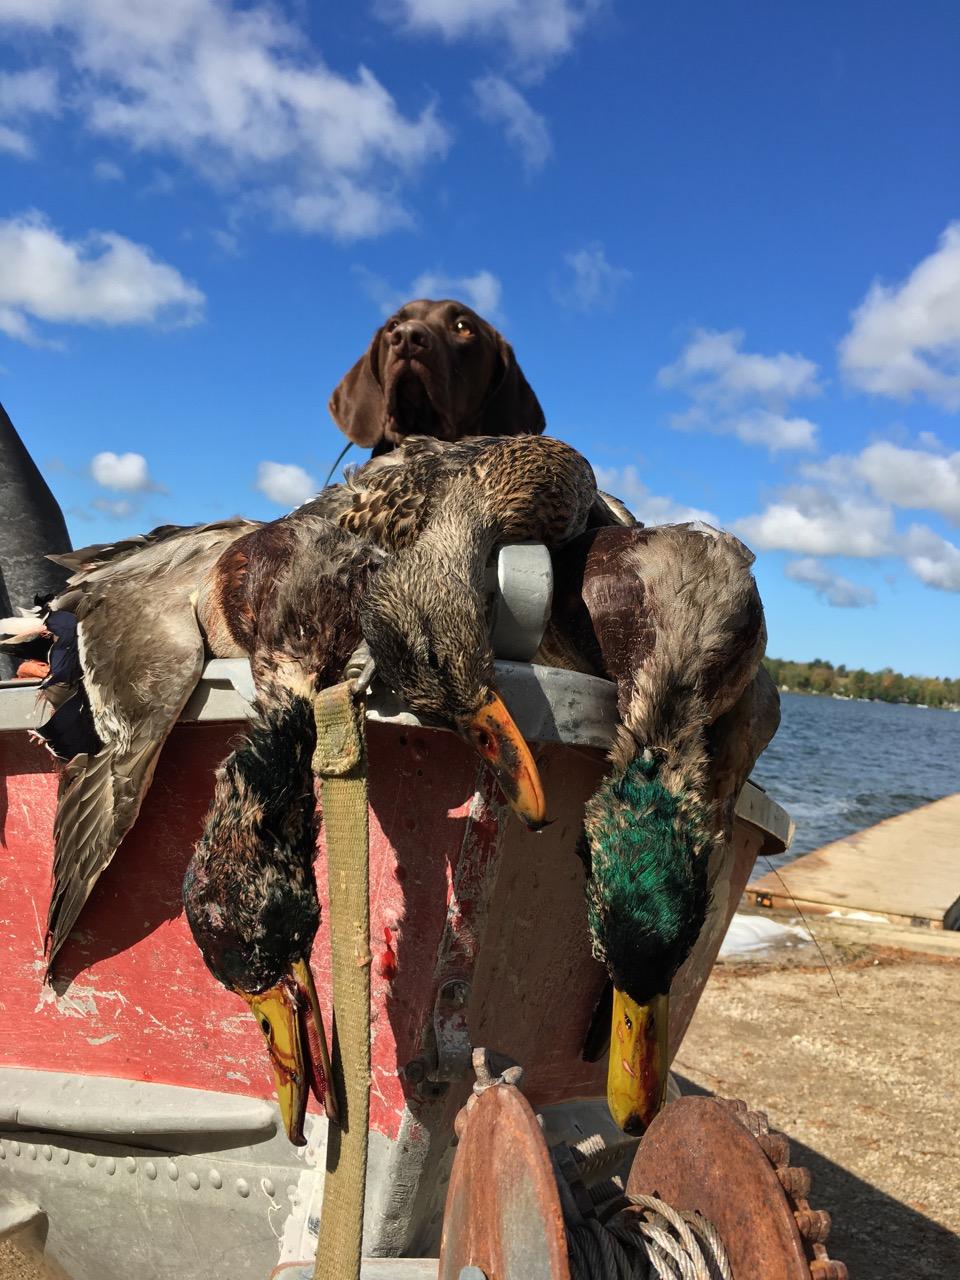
[
  {"x1": 606, "y1": 988, "x2": 670, "y2": 1136},
  {"x1": 459, "y1": 689, "x2": 548, "y2": 829},
  {"x1": 240, "y1": 957, "x2": 336, "y2": 1146}
]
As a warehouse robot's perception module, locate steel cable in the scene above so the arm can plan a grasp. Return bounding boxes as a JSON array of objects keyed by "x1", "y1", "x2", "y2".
[{"x1": 557, "y1": 1170, "x2": 734, "y2": 1280}]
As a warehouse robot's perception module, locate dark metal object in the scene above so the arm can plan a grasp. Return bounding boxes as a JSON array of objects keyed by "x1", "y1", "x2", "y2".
[
  {"x1": 438, "y1": 1083, "x2": 570, "y2": 1280},
  {"x1": 626, "y1": 1096, "x2": 848, "y2": 1280},
  {"x1": 0, "y1": 402, "x2": 71, "y2": 678}
]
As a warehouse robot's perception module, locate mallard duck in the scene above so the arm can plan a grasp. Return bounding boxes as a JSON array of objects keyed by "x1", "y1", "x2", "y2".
[
  {"x1": 183, "y1": 515, "x2": 382, "y2": 1144},
  {"x1": 541, "y1": 522, "x2": 775, "y2": 1134}
]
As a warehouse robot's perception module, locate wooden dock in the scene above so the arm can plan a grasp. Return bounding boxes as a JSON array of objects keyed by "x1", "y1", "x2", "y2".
[{"x1": 747, "y1": 793, "x2": 960, "y2": 930}]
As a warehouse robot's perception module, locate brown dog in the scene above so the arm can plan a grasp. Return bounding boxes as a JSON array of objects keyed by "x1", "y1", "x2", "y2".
[{"x1": 329, "y1": 298, "x2": 545, "y2": 453}]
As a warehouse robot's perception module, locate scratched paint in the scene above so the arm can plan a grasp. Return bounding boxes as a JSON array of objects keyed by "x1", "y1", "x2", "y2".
[{"x1": 1, "y1": 708, "x2": 766, "y2": 1146}]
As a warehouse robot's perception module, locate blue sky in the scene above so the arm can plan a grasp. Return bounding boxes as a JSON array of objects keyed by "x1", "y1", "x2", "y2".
[{"x1": 1, "y1": 1, "x2": 958, "y2": 676}]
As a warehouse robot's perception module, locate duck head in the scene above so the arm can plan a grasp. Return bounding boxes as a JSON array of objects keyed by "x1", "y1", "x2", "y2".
[
  {"x1": 359, "y1": 546, "x2": 547, "y2": 829},
  {"x1": 584, "y1": 749, "x2": 711, "y2": 1135},
  {"x1": 183, "y1": 696, "x2": 335, "y2": 1145}
]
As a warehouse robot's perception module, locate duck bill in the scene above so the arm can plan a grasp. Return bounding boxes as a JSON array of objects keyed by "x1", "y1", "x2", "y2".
[
  {"x1": 459, "y1": 690, "x2": 547, "y2": 829},
  {"x1": 240, "y1": 958, "x2": 336, "y2": 1146},
  {"x1": 291, "y1": 957, "x2": 338, "y2": 1124},
  {"x1": 606, "y1": 989, "x2": 670, "y2": 1135}
]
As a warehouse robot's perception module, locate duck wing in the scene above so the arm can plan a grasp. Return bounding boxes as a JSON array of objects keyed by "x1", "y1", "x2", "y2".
[
  {"x1": 43, "y1": 520, "x2": 255, "y2": 972},
  {"x1": 50, "y1": 517, "x2": 257, "y2": 583}
]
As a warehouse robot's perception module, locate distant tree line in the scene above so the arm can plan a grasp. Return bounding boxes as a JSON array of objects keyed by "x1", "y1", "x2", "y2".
[{"x1": 763, "y1": 656, "x2": 960, "y2": 708}]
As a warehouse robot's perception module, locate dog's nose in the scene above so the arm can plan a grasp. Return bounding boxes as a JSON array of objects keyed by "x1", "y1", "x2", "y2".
[{"x1": 388, "y1": 320, "x2": 431, "y2": 357}]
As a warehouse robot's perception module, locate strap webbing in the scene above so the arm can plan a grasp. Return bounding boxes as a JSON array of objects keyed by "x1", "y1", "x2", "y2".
[{"x1": 312, "y1": 682, "x2": 371, "y2": 1280}]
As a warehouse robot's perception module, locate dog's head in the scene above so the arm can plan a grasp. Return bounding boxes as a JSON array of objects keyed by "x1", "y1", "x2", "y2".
[{"x1": 329, "y1": 299, "x2": 545, "y2": 453}]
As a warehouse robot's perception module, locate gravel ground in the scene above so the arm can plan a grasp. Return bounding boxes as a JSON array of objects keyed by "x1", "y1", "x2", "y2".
[
  {"x1": 676, "y1": 936, "x2": 960, "y2": 1279},
  {"x1": 4, "y1": 930, "x2": 958, "y2": 1278}
]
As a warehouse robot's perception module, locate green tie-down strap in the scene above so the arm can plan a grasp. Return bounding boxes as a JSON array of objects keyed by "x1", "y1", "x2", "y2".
[{"x1": 312, "y1": 682, "x2": 372, "y2": 1280}]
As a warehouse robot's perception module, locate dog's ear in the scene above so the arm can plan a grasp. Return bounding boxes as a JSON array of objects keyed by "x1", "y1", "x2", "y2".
[
  {"x1": 328, "y1": 327, "x2": 386, "y2": 447},
  {"x1": 480, "y1": 334, "x2": 546, "y2": 437}
]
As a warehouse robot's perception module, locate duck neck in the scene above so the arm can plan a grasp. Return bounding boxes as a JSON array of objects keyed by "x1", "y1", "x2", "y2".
[
  {"x1": 200, "y1": 692, "x2": 319, "y2": 871},
  {"x1": 413, "y1": 491, "x2": 498, "y2": 591}
]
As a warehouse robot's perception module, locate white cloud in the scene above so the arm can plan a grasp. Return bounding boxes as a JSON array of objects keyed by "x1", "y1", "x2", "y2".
[
  {"x1": 673, "y1": 408, "x2": 818, "y2": 454},
  {"x1": 0, "y1": 67, "x2": 58, "y2": 156},
  {"x1": 413, "y1": 269, "x2": 502, "y2": 318},
  {"x1": 659, "y1": 329, "x2": 821, "y2": 405},
  {"x1": 839, "y1": 222, "x2": 960, "y2": 410},
  {"x1": 0, "y1": 212, "x2": 204, "y2": 343},
  {"x1": 733, "y1": 487, "x2": 894, "y2": 558},
  {"x1": 471, "y1": 76, "x2": 551, "y2": 172},
  {"x1": 0, "y1": 67, "x2": 58, "y2": 114},
  {"x1": 554, "y1": 243, "x2": 631, "y2": 313},
  {"x1": 0, "y1": 123, "x2": 31, "y2": 156},
  {"x1": 785, "y1": 558, "x2": 876, "y2": 608},
  {"x1": 93, "y1": 158, "x2": 124, "y2": 182},
  {"x1": 90, "y1": 451, "x2": 159, "y2": 492},
  {"x1": 854, "y1": 441, "x2": 960, "y2": 525},
  {"x1": 0, "y1": 0, "x2": 449, "y2": 240},
  {"x1": 901, "y1": 525, "x2": 960, "y2": 592},
  {"x1": 380, "y1": 0, "x2": 599, "y2": 70},
  {"x1": 255, "y1": 461, "x2": 317, "y2": 507},
  {"x1": 658, "y1": 328, "x2": 821, "y2": 454},
  {"x1": 360, "y1": 268, "x2": 504, "y2": 320},
  {"x1": 594, "y1": 464, "x2": 718, "y2": 528},
  {"x1": 91, "y1": 496, "x2": 134, "y2": 520}
]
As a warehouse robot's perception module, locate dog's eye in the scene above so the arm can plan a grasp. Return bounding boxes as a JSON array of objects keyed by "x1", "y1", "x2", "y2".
[
  {"x1": 453, "y1": 317, "x2": 474, "y2": 336},
  {"x1": 386, "y1": 319, "x2": 399, "y2": 332}
]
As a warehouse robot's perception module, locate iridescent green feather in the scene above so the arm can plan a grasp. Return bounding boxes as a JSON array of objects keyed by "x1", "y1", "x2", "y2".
[{"x1": 583, "y1": 751, "x2": 711, "y2": 1004}]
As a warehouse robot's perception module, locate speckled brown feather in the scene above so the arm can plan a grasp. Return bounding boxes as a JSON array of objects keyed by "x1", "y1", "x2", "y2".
[{"x1": 303, "y1": 434, "x2": 600, "y2": 551}]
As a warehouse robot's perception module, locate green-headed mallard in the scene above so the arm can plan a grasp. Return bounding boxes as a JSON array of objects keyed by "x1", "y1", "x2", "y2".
[{"x1": 542, "y1": 521, "x2": 775, "y2": 1134}]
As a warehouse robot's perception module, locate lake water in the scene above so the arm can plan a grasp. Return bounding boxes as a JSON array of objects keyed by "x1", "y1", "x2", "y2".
[{"x1": 752, "y1": 692, "x2": 960, "y2": 867}]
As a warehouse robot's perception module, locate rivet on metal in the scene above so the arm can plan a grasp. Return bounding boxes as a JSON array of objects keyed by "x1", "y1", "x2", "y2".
[
  {"x1": 27, "y1": 1145, "x2": 37, "y2": 1160},
  {"x1": 0, "y1": 1147, "x2": 5, "y2": 1160},
  {"x1": 145, "y1": 1161, "x2": 158, "y2": 1180},
  {"x1": 261, "y1": 1178, "x2": 276, "y2": 1197},
  {"x1": 12, "y1": 1142, "x2": 21, "y2": 1157},
  {"x1": 125, "y1": 1156, "x2": 137, "y2": 1173},
  {"x1": 187, "y1": 1172, "x2": 201, "y2": 1190},
  {"x1": 106, "y1": 1157, "x2": 117, "y2": 1175},
  {"x1": 86, "y1": 1154, "x2": 97, "y2": 1168},
  {"x1": 60, "y1": 1150, "x2": 70, "y2": 1165},
  {"x1": 42, "y1": 1145, "x2": 53, "y2": 1161},
  {"x1": 236, "y1": 1178, "x2": 250, "y2": 1198},
  {"x1": 209, "y1": 1169, "x2": 223, "y2": 1189},
  {"x1": 167, "y1": 1161, "x2": 179, "y2": 1182}
]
